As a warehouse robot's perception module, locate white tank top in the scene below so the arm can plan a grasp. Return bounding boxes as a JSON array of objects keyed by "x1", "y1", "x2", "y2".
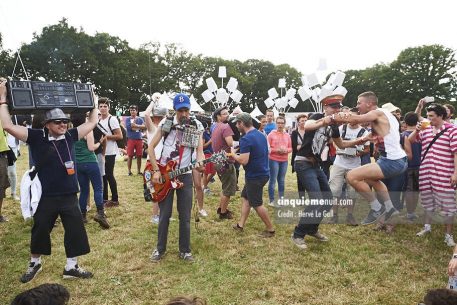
[{"x1": 377, "y1": 108, "x2": 406, "y2": 160}]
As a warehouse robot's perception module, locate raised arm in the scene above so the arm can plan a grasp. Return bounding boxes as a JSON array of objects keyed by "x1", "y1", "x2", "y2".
[
  {"x1": 77, "y1": 108, "x2": 98, "y2": 140},
  {"x1": 144, "y1": 102, "x2": 155, "y2": 134},
  {"x1": 0, "y1": 78, "x2": 28, "y2": 142},
  {"x1": 333, "y1": 110, "x2": 380, "y2": 125},
  {"x1": 415, "y1": 99, "x2": 426, "y2": 121},
  {"x1": 86, "y1": 131, "x2": 101, "y2": 152},
  {"x1": 304, "y1": 118, "x2": 328, "y2": 132}
]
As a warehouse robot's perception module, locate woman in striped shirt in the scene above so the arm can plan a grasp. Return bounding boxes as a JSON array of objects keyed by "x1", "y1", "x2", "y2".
[{"x1": 408, "y1": 103, "x2": 457, "y2": 247}]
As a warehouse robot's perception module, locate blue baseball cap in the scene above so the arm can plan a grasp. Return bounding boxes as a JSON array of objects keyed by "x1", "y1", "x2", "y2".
[{"x1": 173, "y1": 93, "x2": 191, "y2": 111}]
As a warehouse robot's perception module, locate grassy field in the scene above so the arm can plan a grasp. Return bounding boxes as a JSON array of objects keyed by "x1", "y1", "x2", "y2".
[{"x1": 0, "y1": 146, "x2": 454, "y2": 305}]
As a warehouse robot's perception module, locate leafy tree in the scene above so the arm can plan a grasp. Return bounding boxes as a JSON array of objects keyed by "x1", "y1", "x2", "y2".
[{"x1": 389, "y1": 44, "x2": 457, "y2": 111}]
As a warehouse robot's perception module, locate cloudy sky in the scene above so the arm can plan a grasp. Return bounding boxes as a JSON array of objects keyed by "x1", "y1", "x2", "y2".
[{"x1": 1, "y1": 0, "x2": 456, "y2": 75}]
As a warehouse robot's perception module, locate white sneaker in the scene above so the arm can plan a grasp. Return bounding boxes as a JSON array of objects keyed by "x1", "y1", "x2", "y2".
[
  {"x1": 416, "y1": 227, "x2": 431, "y2": 237},
  {"x1": 445, "y1": 234, "x2": 456, "y2": 247},
  {"x1": 268, "y1": 201, "x2": 275, "y2": 207},
  {"x1": 199, "y1": 209, "x2": 208, "y2": 217},
  {"x1": 151, "y1": 215, "x2": 159, "y2": 224},
  {"x1": 11, "y1": 195, "x2": 20, "y2": 201},
  {"x1": 203, "y1": 188, "x2": 211, "y2": 195}
]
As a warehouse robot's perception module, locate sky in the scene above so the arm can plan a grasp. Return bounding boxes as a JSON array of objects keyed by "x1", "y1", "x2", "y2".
[{"x1": 1, "y1": 0, "x2": 456, "y2": 76}]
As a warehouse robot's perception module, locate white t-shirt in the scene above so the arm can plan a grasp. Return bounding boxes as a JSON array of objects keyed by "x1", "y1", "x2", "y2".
[
  {"x1": 334, "y1": 125, "x2": 369, "y2": 169},
  {"x1": 98, "y1": 116, "x2": 120, "y2": 156},
  {"x1": 158, "y1": 116, "x2": 203, "y2": 170}
]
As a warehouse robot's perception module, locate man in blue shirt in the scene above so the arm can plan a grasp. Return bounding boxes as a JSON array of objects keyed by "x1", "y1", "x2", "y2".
[{"x1": 231, "y1": 113, "x2": 275, "y2": 237}]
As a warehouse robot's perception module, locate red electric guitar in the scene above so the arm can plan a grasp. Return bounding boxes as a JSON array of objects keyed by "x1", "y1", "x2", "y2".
[{"x1": 144, "y1": 151, "x2": 231, "y2": 203}]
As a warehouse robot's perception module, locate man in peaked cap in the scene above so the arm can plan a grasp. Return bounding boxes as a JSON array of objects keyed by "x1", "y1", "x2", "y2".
[{"x1": 291, "y1": 94, "x2": 369, "y2": 250}]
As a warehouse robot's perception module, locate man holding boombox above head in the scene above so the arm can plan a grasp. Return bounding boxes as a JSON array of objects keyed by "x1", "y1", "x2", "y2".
[{"x1": 0, "y1": 77, "x2": 99, "y2": 283}]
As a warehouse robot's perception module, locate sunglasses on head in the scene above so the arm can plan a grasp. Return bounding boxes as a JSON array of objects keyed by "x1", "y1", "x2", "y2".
[{"x1": 52, "y1": 120, "x2": 68, "y2": 125}]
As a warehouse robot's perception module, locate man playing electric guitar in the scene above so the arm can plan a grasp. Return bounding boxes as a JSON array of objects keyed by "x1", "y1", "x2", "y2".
[{"x1": 148, "y1": 93, "x2": 204, "y2": 263}]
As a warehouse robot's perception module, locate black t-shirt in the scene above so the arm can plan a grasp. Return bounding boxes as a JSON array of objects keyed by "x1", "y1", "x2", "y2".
[
  {"x1": 296, "y1": 113, "x2": 340, "y2": 158},
  {"x1": 27, "y1": 128, "x2": 80, "y2": 196}
]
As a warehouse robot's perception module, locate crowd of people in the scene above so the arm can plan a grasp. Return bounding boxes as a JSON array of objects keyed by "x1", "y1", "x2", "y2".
[{"x1": 2, "y1": 77, "x2": 457, "y2": 302}]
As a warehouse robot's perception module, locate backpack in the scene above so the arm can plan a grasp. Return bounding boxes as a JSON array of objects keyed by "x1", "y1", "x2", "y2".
[
  {"x1": 311, "y1": 126, "x2": 331, "y2": 161},
  {"x1": 96, "y1": 116, "x2": 127, "y2": 149},
  {"x1": 341, "y1": 124, "x2": 366, "y2": 140}
]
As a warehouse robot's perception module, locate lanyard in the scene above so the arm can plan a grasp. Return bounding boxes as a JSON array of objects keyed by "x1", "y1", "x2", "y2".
[{"x1": 51, "y1": 138, "x2": 72, "y2": 167}]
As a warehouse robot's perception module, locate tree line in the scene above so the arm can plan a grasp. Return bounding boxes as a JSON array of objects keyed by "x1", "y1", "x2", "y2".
[{"x1": 1, "y1": 18, "x2": 456, "y2": 115}]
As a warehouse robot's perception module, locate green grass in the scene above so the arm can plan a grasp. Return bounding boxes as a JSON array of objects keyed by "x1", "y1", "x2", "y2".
[{"x1": 0, "y1": 146, "x2": 454, "y2": 304}]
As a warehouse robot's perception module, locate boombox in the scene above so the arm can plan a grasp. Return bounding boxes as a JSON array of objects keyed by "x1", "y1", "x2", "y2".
[{"x1": 6, "y1": 80, "x2": 95, "y2": 114}]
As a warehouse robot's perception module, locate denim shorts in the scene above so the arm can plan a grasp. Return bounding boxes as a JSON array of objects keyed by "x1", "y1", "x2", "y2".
[{"x1": 377, "y1": 156, "x2": 407, "y2": 179}]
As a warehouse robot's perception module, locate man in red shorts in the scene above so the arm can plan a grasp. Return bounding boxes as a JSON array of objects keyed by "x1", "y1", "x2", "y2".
[{"x1": 126, "y1": 105, "x2": 146, "y2": 176}]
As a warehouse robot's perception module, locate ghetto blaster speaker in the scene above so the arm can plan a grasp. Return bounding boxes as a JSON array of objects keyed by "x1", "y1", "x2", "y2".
[{"x1": 6, "y1": 80, "x2": 95, "y2": 114}]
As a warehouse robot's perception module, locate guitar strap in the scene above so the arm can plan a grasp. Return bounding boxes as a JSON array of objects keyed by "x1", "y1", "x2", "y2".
[{"x1": 178, "y1": 145, "x2": 185, "y2": 167}]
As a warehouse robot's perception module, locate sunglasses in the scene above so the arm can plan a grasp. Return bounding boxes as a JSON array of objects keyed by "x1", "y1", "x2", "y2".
[
  {"x1": 329, "y1": 104, "x2": 342, "y2": 109},
  {"x1": 52, "y1": 120, "x2": 69, "y2": 125}
]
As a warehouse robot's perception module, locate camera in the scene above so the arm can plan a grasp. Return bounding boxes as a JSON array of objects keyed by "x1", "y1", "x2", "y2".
[{"x1": 6, "y1": 79, "x2": 95, "y2": 114}]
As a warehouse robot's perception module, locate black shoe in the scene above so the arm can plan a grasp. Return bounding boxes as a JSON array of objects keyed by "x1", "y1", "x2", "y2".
[
  {"x1": 219, "y1": 210, "x2": 233, "y2": 220},
  {"x1": 94, "y1": 212, "x2": 110, "y2": 229},
  {"x1": 20, "y1": 262, "x2": 42, "y2": 283},
  {"x1": 128, "y1": 172, "x2": 133, "y2": 176},
  {"x1": 63, "y1": 265, "x2": 93, "y2": 279},
  {"x1": 104, "y1": 200, "x2": 120, "y2": 208},
  {"x1": 232, "y1": 223, "x2": 244, "y2": 232}
]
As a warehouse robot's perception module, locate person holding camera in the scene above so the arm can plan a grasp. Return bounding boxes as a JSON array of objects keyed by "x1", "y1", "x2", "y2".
[
  {"x1": 0, "y1": 78, "x2": 99, "y2": 283},
  {"x1": 408, "y1": 103, "x2": 457, "y2": 246}
]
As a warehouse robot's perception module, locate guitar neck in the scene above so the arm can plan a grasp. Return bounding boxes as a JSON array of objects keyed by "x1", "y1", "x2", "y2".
[{"x1": 169, "y1": 158, "x2": 212, "y2": 179}]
